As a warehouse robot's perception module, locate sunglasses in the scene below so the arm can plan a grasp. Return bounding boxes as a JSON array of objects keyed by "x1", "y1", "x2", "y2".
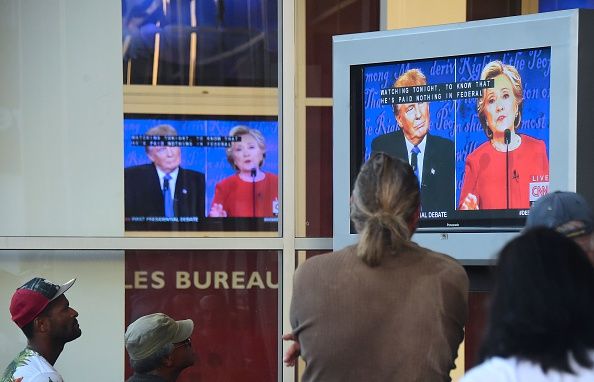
[{"x1": 173, "y1": 337, "x2": 192, "y2": 350}]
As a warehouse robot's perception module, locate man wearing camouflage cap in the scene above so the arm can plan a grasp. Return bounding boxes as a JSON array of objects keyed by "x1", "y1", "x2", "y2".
[{"x1": 125, "y1": 313, "x2": 196, "y2": 382}]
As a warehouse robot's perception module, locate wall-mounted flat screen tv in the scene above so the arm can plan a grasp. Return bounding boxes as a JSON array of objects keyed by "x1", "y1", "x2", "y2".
[
  {"x1": 124, "y1": 114, "x2": 279, "y2": 233},
  {"x1": 333, "y1": 10, "x2": 594, "y2": 261}
]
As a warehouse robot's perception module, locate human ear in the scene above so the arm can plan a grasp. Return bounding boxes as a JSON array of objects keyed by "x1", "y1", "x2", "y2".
[{"x1": 34, "y1": 316, "x2": 50, "y2": 334}]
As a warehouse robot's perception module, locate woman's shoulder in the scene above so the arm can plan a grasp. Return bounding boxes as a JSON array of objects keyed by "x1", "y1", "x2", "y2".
[
  {"x1": 465, "y1": 140, "x2": 493, "y2": 161},
  {"x1": 263, "y1": 172, "x2": 279, "y2": 183},
  {"x1": 519, "y1": 134, "x2": 546, "y2": 148},
  {"x1": 216, "y1": 174, "x2": 240, "y2": 187}
]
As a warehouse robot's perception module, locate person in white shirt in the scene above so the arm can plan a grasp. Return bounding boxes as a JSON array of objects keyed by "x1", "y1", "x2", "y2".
[
  {"x1": 461, "y1": 228, "x2": 594, "y2": 382},
  {"x1": 1, "y1": 277, "x2": 81, "y2": 382}
]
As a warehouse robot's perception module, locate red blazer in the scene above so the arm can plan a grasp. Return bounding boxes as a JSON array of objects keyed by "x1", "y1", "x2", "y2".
[
  {"x1": 459, "y1": 135, "x2": 549, "y2": 209},
  {"x1": 211, "y1": 173, "x2": 278, "y2": 217}
]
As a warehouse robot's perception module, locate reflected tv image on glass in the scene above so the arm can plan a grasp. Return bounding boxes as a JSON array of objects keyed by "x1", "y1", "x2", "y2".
[
  {"x1": 124, "y1": 114, "x2": 279, "y2": 232},
  {"x1": 351, "y1": 47, "x2": 550, "y2": 230},
  {"x1": 122, "y1": 0, "x2": 278, "y2": 87}
]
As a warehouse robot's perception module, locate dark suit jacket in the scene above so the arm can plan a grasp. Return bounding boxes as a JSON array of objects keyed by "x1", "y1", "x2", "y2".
[
  {"x1": 124, "y1": 164, "x2": 205, "y2": 218},
  {"x1": 371, "y1": 130, "x2": 455, "y2": 211}
]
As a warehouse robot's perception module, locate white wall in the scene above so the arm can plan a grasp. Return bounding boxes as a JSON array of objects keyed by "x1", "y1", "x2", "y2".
[
  {"x1": 0, "y1": 1, "x2": 125, "y2": 380},
  {"x1": 0, "y1": 0, "x2": 123, "y2": 236}
]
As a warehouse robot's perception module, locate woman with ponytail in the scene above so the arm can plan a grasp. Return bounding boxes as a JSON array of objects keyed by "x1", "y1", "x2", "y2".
[{"x1": 287, "y1": 152, "x2": 468, "y2": 381}]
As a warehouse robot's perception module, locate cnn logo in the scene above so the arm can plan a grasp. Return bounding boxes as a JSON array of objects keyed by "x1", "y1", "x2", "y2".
[{"x1": 529, "y1": 182, "x2": 549, "y2": 202}]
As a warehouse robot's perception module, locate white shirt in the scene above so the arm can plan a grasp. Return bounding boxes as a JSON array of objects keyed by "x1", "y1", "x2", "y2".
[
  {"x1": 461, "y1": 354, "x2": 594, "y2": 382},
  {"x1": 2, "y1": 348, "x2": 63, "y2": 382},
  {"x1": 404, "y1": 135, "x2": 427, "y2": 185},
  {"x1": 155, "y1": 167, "x2": 179, "y2": 201}
]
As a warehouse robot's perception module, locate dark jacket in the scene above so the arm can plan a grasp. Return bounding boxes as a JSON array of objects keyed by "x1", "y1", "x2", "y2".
[
  {"x1": 124, "y1": 163, "x2": 205, "y2": 218},
  {"x1": 372, "y1": 130, "x2": 455, "y2": 211}
]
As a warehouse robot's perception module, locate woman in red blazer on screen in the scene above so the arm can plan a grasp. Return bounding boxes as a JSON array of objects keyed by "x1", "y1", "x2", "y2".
[
  {"x1": 209, "y1": 126, "x2": 278, "y2": 218},
  {"x1": 459, "y1": 60, "x2": 549, "y2": 210}
]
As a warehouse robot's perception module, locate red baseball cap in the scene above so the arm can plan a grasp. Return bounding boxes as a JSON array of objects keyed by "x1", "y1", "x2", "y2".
[{"x1": 10, "y1": 277, "x2": 76, "y2": 328}]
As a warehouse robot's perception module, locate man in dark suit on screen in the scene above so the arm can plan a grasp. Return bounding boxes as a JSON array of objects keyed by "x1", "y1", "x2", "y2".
[
  {"x1": 125, "y1": 124, "x2": 205, "y2": 220},
  {"x1": 371, "y1": 69, "x2": 454, "y2": 211}
]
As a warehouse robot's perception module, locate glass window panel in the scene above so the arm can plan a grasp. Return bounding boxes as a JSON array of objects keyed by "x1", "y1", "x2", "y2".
[
  {"x1": 305, "y1": 106, "x2": 333, "y2": 237},
  {"x1": 464, "y1": 265, "x2": 495, "y2": 370},
  {"x1": 125, "y1": 250, "x2": 279, "y2": 382},
  {"x1": 123, "y1": 0, "x2": 278, "y2": 87},
  {"x1": 305, "y1": 0, "x2": 379, "y2": 98},
  {"x1": 465, "y1": 291, "x2": 490, "y2": 370},
  {"x1": 467, "y1": 0, "x2": 521, "y2": 21},
  {"x1": 122, "y1": 0, "x2": 280, "y2": 237}
]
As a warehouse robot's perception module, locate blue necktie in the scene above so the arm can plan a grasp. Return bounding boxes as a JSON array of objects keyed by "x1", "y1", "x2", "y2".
[
  {"x1": 163, "y1": 174, "x2": 174, "y2": 217},
  {"x1": 411, "y1": 145, "x2": 420, "y2": 180}
]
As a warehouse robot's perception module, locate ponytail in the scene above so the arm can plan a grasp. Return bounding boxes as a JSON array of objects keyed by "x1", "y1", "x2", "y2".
[{"x1": 351, "y1": 153, "x2": 420, "y2": 266}]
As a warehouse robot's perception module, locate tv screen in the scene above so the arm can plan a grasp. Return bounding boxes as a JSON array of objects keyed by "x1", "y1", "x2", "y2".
[
  {"x1": 350, "y1": 47, "x2": 551, "y2": 231},
  {"x1": 124, "y1": 114, "x2": 279, "y2": 232}
]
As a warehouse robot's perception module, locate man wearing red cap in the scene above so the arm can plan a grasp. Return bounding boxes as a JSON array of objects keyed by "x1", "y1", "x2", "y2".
[{"x1": 1, "y1": 277, "x2": 81, "y2": 382}]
